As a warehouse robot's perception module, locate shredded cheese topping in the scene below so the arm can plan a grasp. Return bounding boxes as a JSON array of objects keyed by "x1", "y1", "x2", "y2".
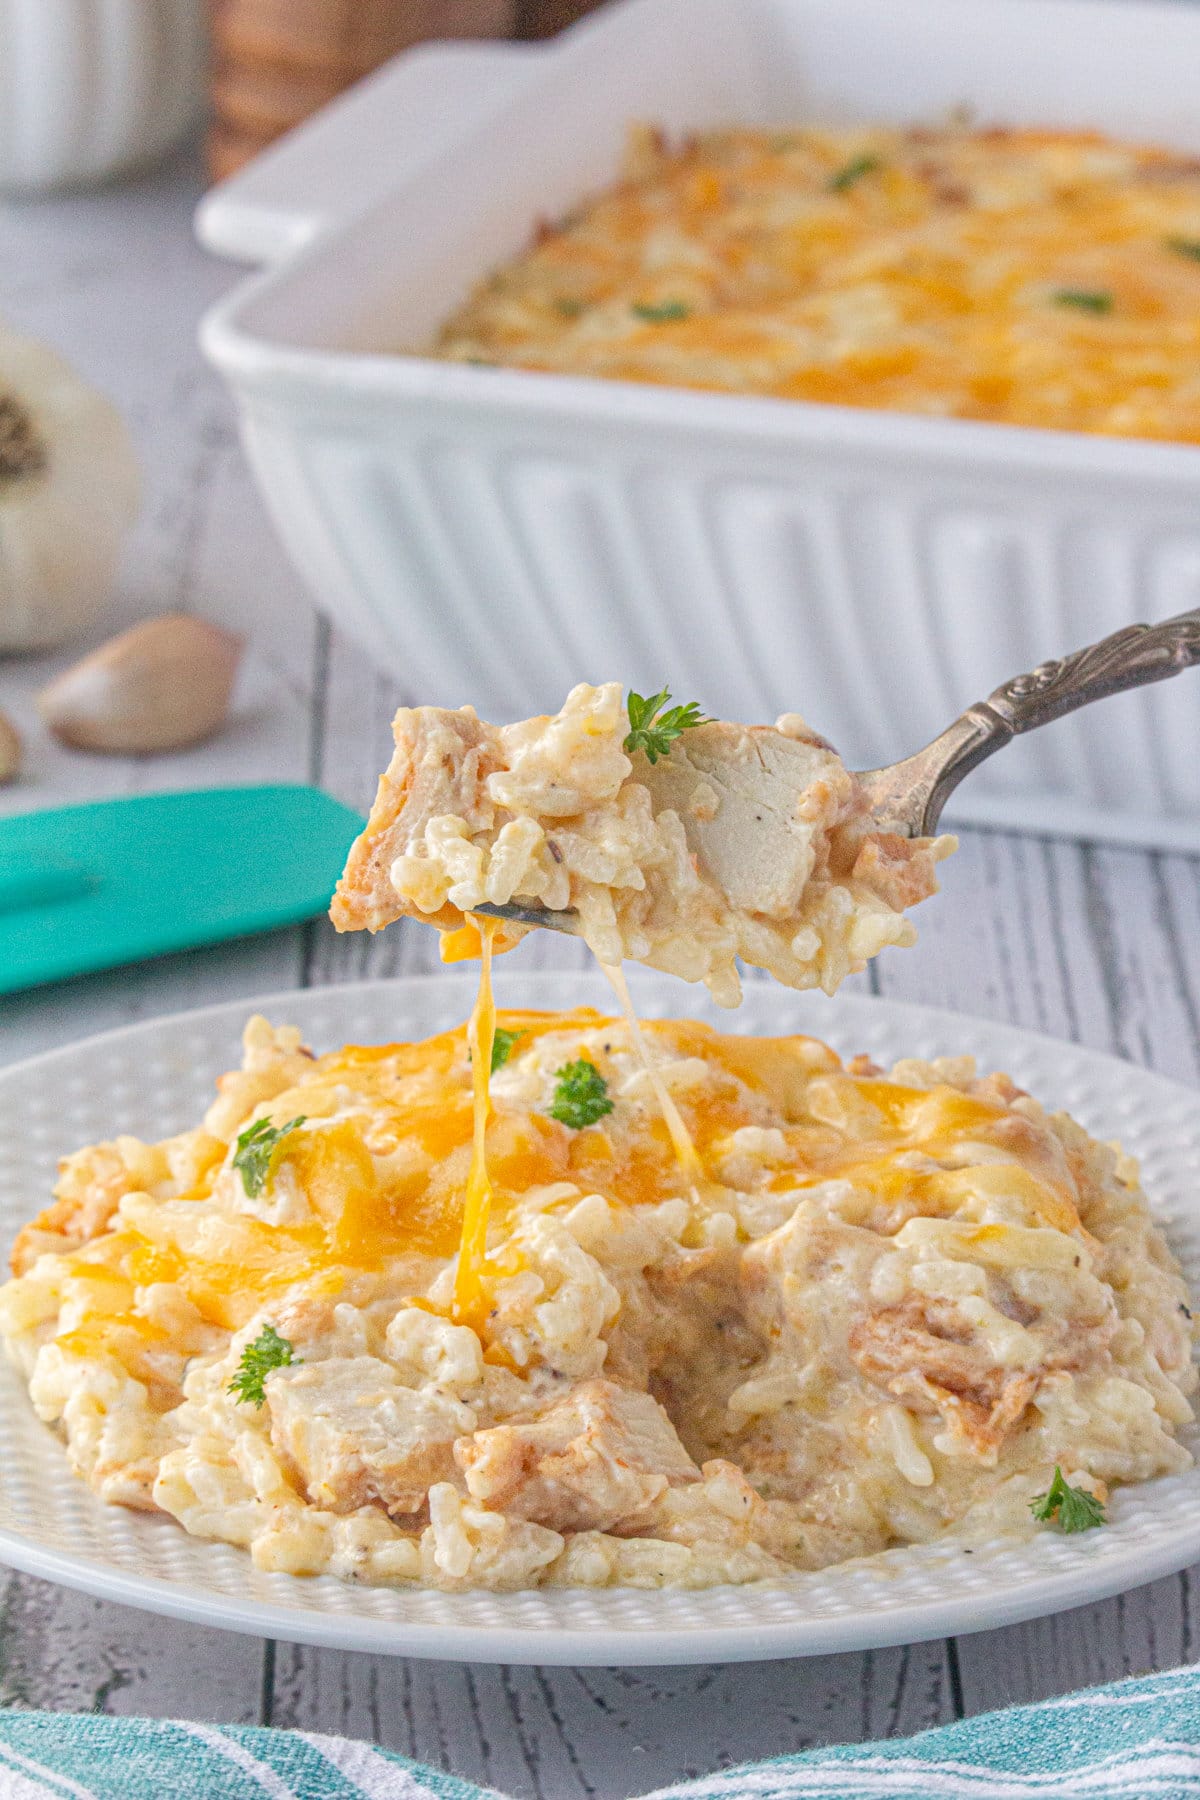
[{"x1": 432, "y1": 122, "x2": 1200, "y2": 442}]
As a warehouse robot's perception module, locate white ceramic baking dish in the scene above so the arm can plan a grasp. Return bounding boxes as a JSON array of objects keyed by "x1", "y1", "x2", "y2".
[{"x1": 198, "y1": 0, "x2": 1200, "y2": 850}]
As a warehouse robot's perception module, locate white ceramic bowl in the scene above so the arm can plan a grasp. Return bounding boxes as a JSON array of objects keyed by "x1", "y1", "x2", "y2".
[
  {"x1": 198, "y1": 0, "x2": 1200, "y2": 851},
  {"x1": 0, "y1": 0, "x2": 206, "y2": 193}
]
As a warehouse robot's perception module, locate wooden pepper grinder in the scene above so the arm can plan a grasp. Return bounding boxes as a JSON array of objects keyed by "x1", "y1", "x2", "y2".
[
  {"x1": 518, "y1": 0, "x2": 606, "y2": 34},
  {"x1": 207, "y1": 0, "x2": 520, "y2": 180}
]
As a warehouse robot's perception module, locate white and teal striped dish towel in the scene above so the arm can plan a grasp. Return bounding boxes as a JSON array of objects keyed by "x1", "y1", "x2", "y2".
[{"x1": 1, "y1": 1664, "x2": 1200, "y2": 1799}]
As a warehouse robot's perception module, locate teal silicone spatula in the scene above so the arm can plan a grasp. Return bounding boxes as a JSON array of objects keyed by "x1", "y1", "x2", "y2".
[{"x1": 0, "y1": 785, "x2": 365, "y2": 995}]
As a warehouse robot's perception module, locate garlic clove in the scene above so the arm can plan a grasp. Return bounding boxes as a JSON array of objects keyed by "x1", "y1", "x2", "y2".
[
  {"x1": 0, "y1": 710, "x2": 20, "y2": 783},
  {"x1": 37, "y1": 613, "x2": 244, "y2": 754}
]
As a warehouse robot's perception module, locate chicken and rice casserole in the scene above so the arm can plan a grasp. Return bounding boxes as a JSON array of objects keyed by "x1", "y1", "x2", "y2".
[{"x1": 1, "y1": 1007, "x2": 1193, "y2": 1591}]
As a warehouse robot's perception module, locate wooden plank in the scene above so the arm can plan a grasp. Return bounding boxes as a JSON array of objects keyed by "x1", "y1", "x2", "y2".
[
  {"x1": 0, "y1": 1573, "x2": 264, "y2": 1724},
  {"x1": 1074, "y1": 844, "x2": 1200, "y2": 1082},
  {"x1": 871, "y1": 830, "x2": 1110, "y2": 1046},
  {"x1": 270, "y1": 1643, "x2": 952, "y2": 1800},
  {"x1": 953, "y1": 1575, "x2": 1194, "y2": 1719}
]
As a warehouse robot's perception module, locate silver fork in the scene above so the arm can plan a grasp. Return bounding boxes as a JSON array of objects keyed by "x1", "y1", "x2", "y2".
[{"x1": 474, "y1": 608, "x2": 1200, "y2": 937}]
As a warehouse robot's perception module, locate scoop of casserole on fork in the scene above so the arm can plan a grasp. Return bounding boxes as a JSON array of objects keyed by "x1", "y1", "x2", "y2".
[{"x1": 332, "y1": 682, "x2": 952, "y2": 1005}]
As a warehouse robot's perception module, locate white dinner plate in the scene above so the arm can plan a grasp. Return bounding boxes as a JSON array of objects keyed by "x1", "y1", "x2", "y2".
[{"x1": 1, "y1": 971, "x2": 1199, "y2": 1666}]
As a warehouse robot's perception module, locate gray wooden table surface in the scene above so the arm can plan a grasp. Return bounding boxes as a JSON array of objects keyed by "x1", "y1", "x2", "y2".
[{"x1": 2, "y1": 150, "x2": 1199, "y2": 1800}]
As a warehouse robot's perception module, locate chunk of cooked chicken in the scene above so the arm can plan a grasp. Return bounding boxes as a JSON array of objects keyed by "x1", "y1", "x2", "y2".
[
  {"x1": 331, "y1": 682, "x2": 953, "y2": 1004},
  {"x1": 268, "y1": 1356, "x2": 475, "y2": 1516},
  {"x1": 848, "y1": 1301, "x2": 1043, "y2": 1466},
  {"x1": 454, "y1": 1378, "x2": 699, "y2": 1533}
]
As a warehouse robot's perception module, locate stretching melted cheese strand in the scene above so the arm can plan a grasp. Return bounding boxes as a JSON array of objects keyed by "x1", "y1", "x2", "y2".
[
  {"x1": 453, "y1": 915, "x2": 498, "y2": 1322},
  {"x1": 601, "y1": 961, "x2": 704, "y2": 1185}
]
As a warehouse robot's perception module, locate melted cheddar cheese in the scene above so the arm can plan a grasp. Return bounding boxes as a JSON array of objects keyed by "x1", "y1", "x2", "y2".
[
  {"x1": 432, "y1": 123, "x2": 1200, "y2": 442},
  {"x1": 455, "y1": 915, "x2": 499, "y2": 1327}
]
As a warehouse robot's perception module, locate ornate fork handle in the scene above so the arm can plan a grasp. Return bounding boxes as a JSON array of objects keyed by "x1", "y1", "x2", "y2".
[
  {"x1": 988, "y1": 609, "x2": 1200, "y2": 732},
  {"x1": 862, "y1": 609, "x2": 1200, "y2": 838}
]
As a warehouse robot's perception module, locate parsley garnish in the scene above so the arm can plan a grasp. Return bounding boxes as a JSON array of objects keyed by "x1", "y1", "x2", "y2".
[
  {"x1": 549, "y1": 1060, "x2": 613, "y2": 1130},
  {"x1": 1052, "y1": 288, "x2": 1113, "y2": 315},
  {"x1": 553, "y1": 296, "x2": 586, "y2": 317},
  {"x1": 1030, "y1": 1466, "x2": 1107, "y2": 1533},
  {"x1": 624, "y1": 687, "x2": 710, "y2": 764},
  {"x1": 1167, "y1": 237, "x2": 1200, "y2": 263},
  {"x1": 232, "y1": 1115, "x2": 306, "y2": 1198},
  {"x1": 227, "y1": 1324, "x2": 298, "y2": 1408},
  {"x1": 829, "y1": 154, "x2": 881, "y2": 192},
  {"x1": 490, "y1": 1027, "x2": 523, "y2": 1074},
  {"x1": 631, "y1": 300, "x2": 692, "y2": 322},
  {"x1": 468, "y1": 1028, "x2": 523, "y2": 1073}
]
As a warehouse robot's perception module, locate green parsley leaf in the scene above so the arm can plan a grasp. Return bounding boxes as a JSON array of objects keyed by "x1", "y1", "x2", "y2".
[
  {"x1": 468, "y1": 1028, "x2": 523, "y2": 1073},
  {"x1": 1052, "y1": 288, "x2": 1114, "y2": 315},
  {"x1": 553, "y1": 297, "x2": 587, "y2": 318},
  {"x1": 549, "y1": 1060, "x2": 614, "y2": 1130},
  {"x1": 829, "y1": 154, "x2": 882, "y2": 192},
  {"x1": 227, "y1": 1324, "x2": 298, "y2": 1409},
  {"x1": 491, "y1": 1028, "x2": 523, "y2": 1074},
  {"x1": 1166, "y1": 236, "x2": 1200, "y2": 263},
  {"x1": 232, "y1": 1115, "x2": 306, "y2": 1199},
  {"x1": 631, "y1": 300, "x2": 692, "y2": 322},
  {"x1": 624, "y1": 687, "x2": 710, "y2": 765},
  {"x1": 1029, "y1": 1465, "x2": 1107, "y2": 1533}
]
